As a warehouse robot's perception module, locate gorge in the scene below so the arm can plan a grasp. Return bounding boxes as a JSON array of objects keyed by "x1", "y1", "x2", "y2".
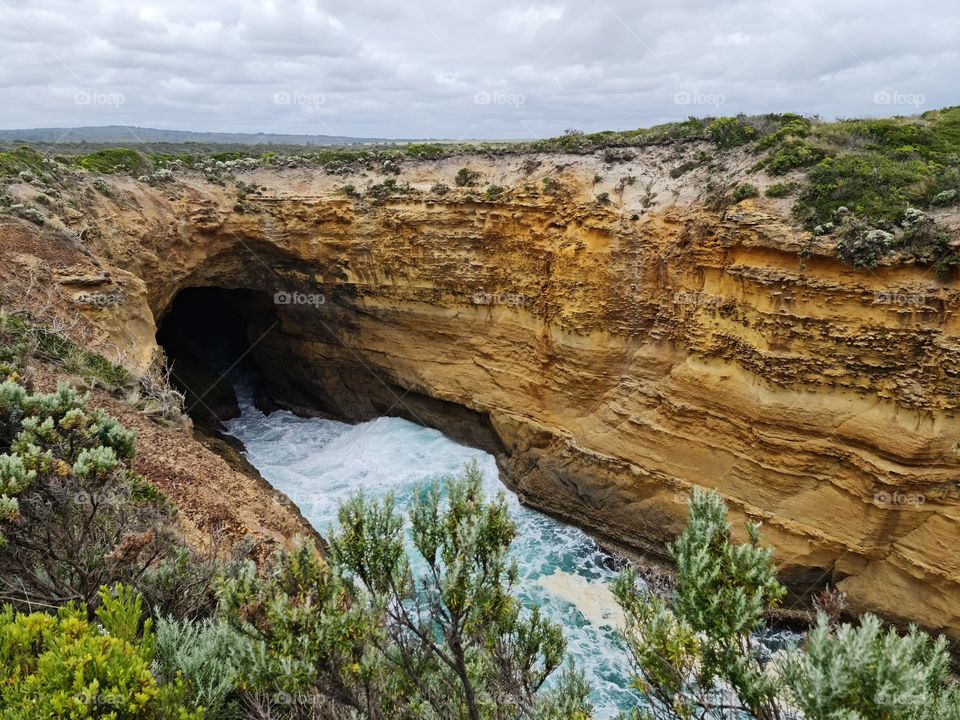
[{"x1": 2, "y1": 138, "x2": 959, "y2": 647}]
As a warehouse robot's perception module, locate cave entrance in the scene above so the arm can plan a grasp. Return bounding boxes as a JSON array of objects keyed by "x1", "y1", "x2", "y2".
[{"x1": 156, "y1": 287, "x2": 275, "y2": 427}]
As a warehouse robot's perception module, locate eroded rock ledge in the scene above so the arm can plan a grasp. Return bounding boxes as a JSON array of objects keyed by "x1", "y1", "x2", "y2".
[{"x1": 4, "y1": 146, "x2": 959, "y2": 639}]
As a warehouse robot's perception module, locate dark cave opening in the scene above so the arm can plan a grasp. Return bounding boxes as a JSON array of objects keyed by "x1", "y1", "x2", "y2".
[{"x1": 156, "y1": 287, "x2": 274, "y2": 427}]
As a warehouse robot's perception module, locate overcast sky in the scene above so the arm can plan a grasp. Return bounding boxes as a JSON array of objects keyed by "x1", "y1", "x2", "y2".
[{"x1": 0, "y1": 0, "x2": 957, "y2": 139}]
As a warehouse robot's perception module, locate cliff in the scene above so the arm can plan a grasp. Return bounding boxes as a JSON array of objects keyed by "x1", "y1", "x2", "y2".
[{"x1": 2, "y1": 141, "x2": 959, "y2": 638}]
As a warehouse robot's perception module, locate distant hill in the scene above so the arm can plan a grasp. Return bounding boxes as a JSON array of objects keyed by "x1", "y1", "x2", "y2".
[{"x1": 0, "y1": 126, "x2": 405, "y2": 146}]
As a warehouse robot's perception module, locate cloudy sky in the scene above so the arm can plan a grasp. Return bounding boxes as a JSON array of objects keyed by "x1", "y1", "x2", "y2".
[{"x1": 1, "y1": 0, "x2": 957, "y2": 139}]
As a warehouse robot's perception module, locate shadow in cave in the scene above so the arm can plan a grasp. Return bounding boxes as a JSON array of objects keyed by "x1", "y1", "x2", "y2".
[{"x1": 156, "y1": 287, "x2": 273, "y2": 428}]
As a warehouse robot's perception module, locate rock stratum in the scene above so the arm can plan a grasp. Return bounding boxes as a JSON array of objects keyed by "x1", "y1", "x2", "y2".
[{"x1": 2, "y1": 144, "x2": 959, "y2": 639}]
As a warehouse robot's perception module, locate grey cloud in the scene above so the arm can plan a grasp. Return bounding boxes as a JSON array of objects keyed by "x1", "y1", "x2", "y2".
[{"x1": 0, "y1": 0, "x2": 956, "y2": 139}]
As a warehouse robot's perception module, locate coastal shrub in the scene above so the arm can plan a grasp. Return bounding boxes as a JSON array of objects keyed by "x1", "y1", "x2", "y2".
[
  {"x1": 0, "y1": 380, "x2": 180, "y2": 611},
  {"x1": 794, "y1": 153, "x2": 935, "y2": 228},
  {"x1": 77, "y1": 148, "x2": 151, "y2": 175},
  {"x1": 154, "y1": 615, "x2": 247, "y2": 719},
  {"x1": 219, "y1": 462, "x2": 591, "y2": 720},
  {"x1": 784, "y1": 613, "x2": 960, "y2": 719},
  {"x1": 614, "y1": 488, "x2": 787, "y2": 719},
  {"x1": 614, "y1": 488, "x2": 960, "y2": 719},
  {"x1": 0, "y1": 147, "x2": 46, "y2": 180},
  {"x1": 455, "y1": 167, "x2": 480, "y2": 187},
  {"x1": 707, "y1": 116, "x2": 757, "y2": 149},
  {"x1": 731, "y1": 183, "x2": 759, "y2": 202},
  {"x1": 0, "y1": 585, "x2": 200, "y2": 719},
  {"x1": 484, "y1": 184, "x2": 504, "y2": 200},
  {"x1": 762, "y1": 139, "x2": 826, "y2": 175},
  {"x1": 764, "y1": 181, "x2": 798, "y2": 197}
]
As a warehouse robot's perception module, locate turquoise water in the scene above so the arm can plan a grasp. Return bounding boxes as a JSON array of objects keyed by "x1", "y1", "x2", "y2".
[{"x1": 225, "y1": 397, "x2": 640, "y2": 717}]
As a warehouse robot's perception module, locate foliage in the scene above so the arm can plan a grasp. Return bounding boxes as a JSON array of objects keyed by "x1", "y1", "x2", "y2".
[
  {"x1": 484, "y1": 184, "x2": 504, "y2": 200},
  {"x1": 783, "y1": 613, "x2": 960, "y2": 719},
  {"x1": 794, "y1": 153, "x2": 935, "y2": 227},
  {"x1": 0, "y1": 147, "x2": 47, "y2": 180},
  {"x1": 764, "y1": 181, "x2": 798, "y2": 198},
  {"x1": 614, "y1": 488, "x2": 787, "y2": 718},
  {"x1": 731, "y1": 183, "x2": 760, "y2": 202},
  {"x1": 154, "y1": 615, "x2": 247, "y2": 719},
  {"x1": 0, "y1": 313, "x2": 131, "y2": 389},
  {"x1": 614, "y1": 488, "x2": 960, "y2": 720},
  {"x1": 0, "y1": 379, "x2": 180, "y2": 611},
  {"x1": 0, "y1": 585, "x2": 200, "y2": 719},
  {"x1": 219, "y1": 462, "x2": 591, "y2": 720},
  {"x1": 456, "y1": 167, "x2": 481, "y2": 187},
  {"x1": 707, "y1": 116, "x2": 757, "y2": 149},
  {"x1": 76, "y1": 148, "x2": 151, "y2": 175}
]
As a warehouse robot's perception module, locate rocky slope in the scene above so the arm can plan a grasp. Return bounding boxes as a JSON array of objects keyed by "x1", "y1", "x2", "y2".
[{"x1": 3, "y1": 143, "x2": 959, "y2": 639}]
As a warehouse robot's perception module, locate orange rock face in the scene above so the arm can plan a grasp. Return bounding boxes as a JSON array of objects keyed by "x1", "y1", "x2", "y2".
[{"x1": 5, "y1": 146, "x2": 959, "y2": 638}]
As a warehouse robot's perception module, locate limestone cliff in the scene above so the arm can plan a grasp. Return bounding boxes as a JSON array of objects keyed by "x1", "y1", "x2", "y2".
[{"x1": 3, "y1": 143, "x2": 959, "y2": 639}]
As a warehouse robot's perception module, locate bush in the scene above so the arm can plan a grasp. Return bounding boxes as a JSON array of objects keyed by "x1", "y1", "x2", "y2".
[
  {"x1": 0, "y1": 585, "x2": 200, "y2": 719},
  {"x1": 762, "y1": 139, "x2": 827, "y2": 175},
  {"x1": 77, "y1": 148, "x2": 151, "y2": 175},
  {"x1": 764, "y1": 181, "x2": 798, "y2": 197},
  {"x1": 795, "y1": 153, "x2": 935, "y2": 227},
  {"x1": 154, "y1": 615, "x2": 246, "y2": 719},
  {"x1": 731, "y1": 183, "x2": 760, "y2": 202},
  {"x1": 784, "y1": 614, "x2": 960, "y2": 719},
  {"x1": 455, "y1": 167, "x2": 480, "y2": 187},
  {"x1": 707, "y1": 116, "x2": 757, "y2": 149},
  {"x1": 219, "y1": 462, "x2": 591, "y2": 720},
  {"x1": 0, "y1": 380, "x2": 180, "y2": 611},
  {"x1": 614, "y1": 488, "x2": 960, "y2": 719},
  {"x1": 484, "y1": 184, "x2": 503, "y2": 200}
]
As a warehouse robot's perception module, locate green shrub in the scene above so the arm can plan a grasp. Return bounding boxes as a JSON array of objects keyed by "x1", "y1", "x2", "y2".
[
  {"x1": 614, "y1": 488, "x2": 960, "y2": 719},
  {"x1": 707, "y1": 116, "x2": 757, "y2": 149},
  {"x1": 77, "y1": 148, "x2": 151, "y2": 175},
  {"x1": 762, "y1": 139, "x2": 827, "y2": 175},
  {"x1": 731, "y1": 183, "x2": 760, "y2": 202},
  {"x1": 484, "y1": 184, "x2": 503, "y2": 200},
  {"x1": 455, "y1": 167, "x2": 480, "y2": 187},
  {"x1": 614, "y1": 488, "x2": 785, "y2": 718},
  {"x1": 0, "y1": 585, "x2": 200, "y2": 719},
  {"x1": 219, "y1": 463, "x2": 591, "y2": 720},
  {"x1": 784, "y1": 614, "x2": 960, "y2": 719},
  {"x1": 0, "y1": 380, "x2": 182, "y2": 612},
  {"x1": 764, "y1": 181, "x2": 798, "y2": 197},
  {"x1": 0, "y1": 147, "x2": 46, "y2": 180},
  {"x1": 795, "y1": 153, "x2": 935, "y2": 227},
  {"x1": 154, "y1": 616, "x2": 246, "y2": 719}
]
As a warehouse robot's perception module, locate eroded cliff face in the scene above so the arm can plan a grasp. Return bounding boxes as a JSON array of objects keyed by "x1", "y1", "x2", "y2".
[{"x1": 4, "y1": 144, "x2": 959, "y2": 638}]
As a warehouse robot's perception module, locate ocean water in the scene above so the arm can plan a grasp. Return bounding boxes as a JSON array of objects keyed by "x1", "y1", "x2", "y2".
[{"x1": 225, "y1": 394, "x2": 640, "y2": 717}]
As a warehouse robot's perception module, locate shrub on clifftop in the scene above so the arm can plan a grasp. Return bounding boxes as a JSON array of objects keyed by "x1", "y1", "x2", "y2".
[{"x1": 0, "y1": 380, "x2": 200, "y2": 616}]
